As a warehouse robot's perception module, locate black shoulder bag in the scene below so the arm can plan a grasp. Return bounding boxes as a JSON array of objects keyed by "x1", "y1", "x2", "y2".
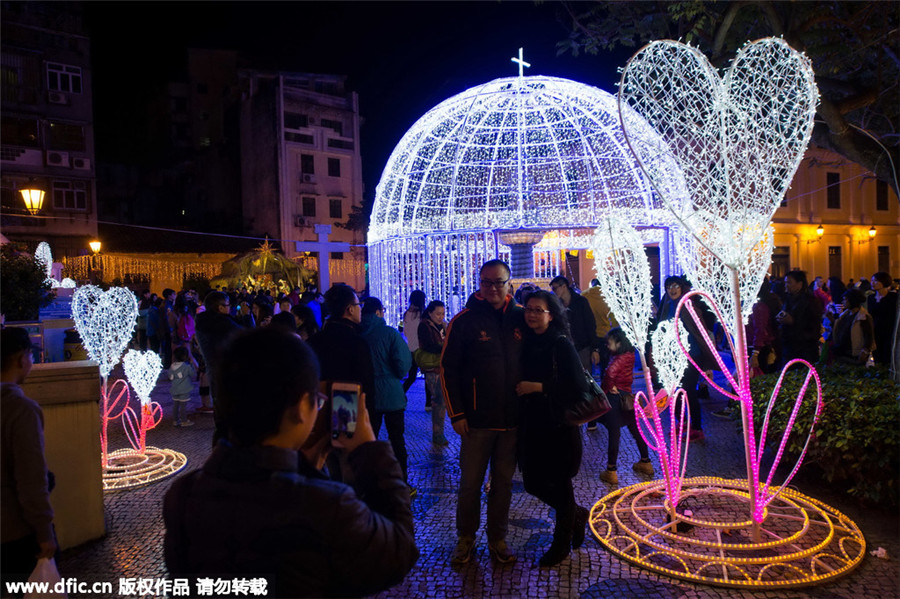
[{"x1": 551, "y1": 339, "x2": 612, "y2": 426}]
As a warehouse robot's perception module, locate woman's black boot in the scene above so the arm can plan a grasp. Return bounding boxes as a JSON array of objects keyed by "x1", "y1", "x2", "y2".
[
  {"x1": 540, "y1": 522, "x2": 573, "y2": 567},
  {"x1": 572, "y1": 505, "x2": 589, "y2": 549}
]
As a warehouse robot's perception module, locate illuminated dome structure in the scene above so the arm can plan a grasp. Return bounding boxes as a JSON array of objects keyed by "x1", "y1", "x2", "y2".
[{"x1": 368, "y1": 74, "x2": 689, "y2": 324}]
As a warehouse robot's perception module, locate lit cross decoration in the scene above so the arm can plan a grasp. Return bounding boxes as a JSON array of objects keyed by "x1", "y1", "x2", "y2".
[{"x1": 511, "y1": 47, "x2": 530, "y2": 77}]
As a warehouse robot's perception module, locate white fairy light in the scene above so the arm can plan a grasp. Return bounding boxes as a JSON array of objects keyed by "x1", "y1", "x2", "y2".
[
  {"x1": 71, "y1": 285, "x2": 138, "y2": 378},
  {"x1": 59, "y1": 277, "x2": 77, "y2": 288},
  {"x1": 650, "y1": 320, "x2": 689, "y2": 394},
  {"x1": 618, "y1": 37, "x2": 818, "y2": 338},
  {"x1": 34, "y1": 242, "x2": 53, "y2": 280},
  {"x1": 590, "y1": 217, "x2": 653, "y2": 350},
  {"x1": 122, "y1": 350, "x2": 162, "y2": 404},
  {"x1": 368, "y1": 74, "x2": 689, "y2": 325}
]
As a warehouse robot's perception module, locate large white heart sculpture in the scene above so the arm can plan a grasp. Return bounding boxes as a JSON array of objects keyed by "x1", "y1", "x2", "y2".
[
  {"x1": 619, "y1": 37, "x2": 818, "y2": 330},
  {"x1": 71, "y1": 285, "x2": 138, "y2": 378}
]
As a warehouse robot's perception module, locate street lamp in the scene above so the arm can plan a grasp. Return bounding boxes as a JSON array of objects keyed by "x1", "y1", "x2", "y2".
[
  {"x1": 89, "y1": 240, "x2": 102, "y2": 254},
  {"x1": 858, "y1": 226, "x2": 876, "y2": 245},
  {"x1": 19, "y1": 187, "x2": 45, "y2": 215},
  {"x1": 806, "y1": 224, "x2": 824, "y2": 244}
]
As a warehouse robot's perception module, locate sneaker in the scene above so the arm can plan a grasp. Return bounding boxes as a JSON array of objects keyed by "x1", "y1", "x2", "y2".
[
  {"x1": 599, "y1": 469, "x2": 619, "y2": 485},
  {"x1": 432, "y1": 434, "x2": 449, "y2": 447},
  {"x1": 586, "y1": 423, "x2": 598, "y2": 432},
  {"x1": 689, "y1": 429, "x2": 705, "y2": 443},
  {"x1": 450, "y1": 536, "x2": 475, "y2": 565},
  {"x1": 173, "y1": 421, "x2": 182, "y2": 428},
  {"x1": 488, "y1": 539, "x2": 516, "y2": 564},
  {"x1": 180, "y1": 420, "x2": 195, "y2": 427},
  {"x1": 632, "y1": 460, "x2": 654, "y2": 476}
]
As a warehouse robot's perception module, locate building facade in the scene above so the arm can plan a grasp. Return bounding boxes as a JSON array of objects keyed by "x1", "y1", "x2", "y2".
[
  {"x1": 773, "y1": 145, "x2": 898, "y2": 283},
  {"x1": 240, "y1": 70, "x2": 366, "y2": 291},
  {"x1": 1, "y1": 2, "x2": 97, "y2": 259}
]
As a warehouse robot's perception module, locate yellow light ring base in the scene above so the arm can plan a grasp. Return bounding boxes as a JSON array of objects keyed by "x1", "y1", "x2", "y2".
[
  {"x1": 103, "y1": 447, "x2": 188, "y2": 491},
  {"x1": 590, "y1": 477, "x2": 865, "y2": 589}
]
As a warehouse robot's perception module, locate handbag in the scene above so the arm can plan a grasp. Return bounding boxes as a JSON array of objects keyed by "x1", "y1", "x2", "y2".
[
  {"x1": 25, "y1": 557, "x2": 67, "y2": 599},
  {"x1": 620, "y1": 391, "x2": 635, "y2": 411},
  {"x1": 413, "y1": 348, "x2": 441, "y2": 370},
  {"x1": 552, "y1": 340, "x2": 612, "y2": 426}
]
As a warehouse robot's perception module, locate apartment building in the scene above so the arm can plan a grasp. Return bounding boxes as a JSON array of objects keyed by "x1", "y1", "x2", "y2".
[
  {"x1": 1, "y1": 2, "x2": 97, "y2": 258},
  {"x1": 240, "y1": 70, "x2": 366, "y2": 290}
]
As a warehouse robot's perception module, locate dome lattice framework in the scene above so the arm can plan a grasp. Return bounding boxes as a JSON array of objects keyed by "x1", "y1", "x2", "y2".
[{"x1": 368, "y1": 75, "x2": 688, "y2": 324}]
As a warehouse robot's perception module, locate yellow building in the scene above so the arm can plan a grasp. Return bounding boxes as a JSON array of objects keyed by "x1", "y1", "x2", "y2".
[{"x1": 774, "y1": 145, "x2": 898, "y2": 282}]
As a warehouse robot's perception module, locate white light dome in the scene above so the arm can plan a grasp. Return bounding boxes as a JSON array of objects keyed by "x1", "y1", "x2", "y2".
[{"x1": 369, "y1": 75, "x2": 678, "y2": 244}]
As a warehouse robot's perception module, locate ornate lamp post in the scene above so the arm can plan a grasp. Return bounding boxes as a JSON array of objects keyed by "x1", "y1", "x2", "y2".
[{"x1": 19, "y1": 186, "x2": 45, "y2": 215}]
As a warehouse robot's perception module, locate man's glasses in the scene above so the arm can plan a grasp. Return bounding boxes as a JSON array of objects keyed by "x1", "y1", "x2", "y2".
[
  {"x1": 480, "y1": 279, "x2": 509, "y2": 289},
  {"x1": 315, "y1": 392, "x2": 328, "y2": 409},
  {"x1": 523, "y1": 307, "x2": 550, "y2": 314}
]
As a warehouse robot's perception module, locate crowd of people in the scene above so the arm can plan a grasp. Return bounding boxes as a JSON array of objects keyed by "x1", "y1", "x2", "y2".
[{"x1": 2, "y1": 264, "x2": 895, "y2": 597}]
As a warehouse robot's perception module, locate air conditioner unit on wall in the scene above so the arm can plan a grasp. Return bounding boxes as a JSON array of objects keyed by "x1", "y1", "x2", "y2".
[
  {"x1": 72, "y1": 157, "x2": 91, "y2": 170},
  {"x1": 46, "y1": 151, "x2": 70, "y2": 167},
  {"x1": 295, "y1": 216, "x2": 308, "y2": 227},
  {"x1": 302, "y1": 174, "x2": 316, "y2": 184},
  {"x1": 48, "y1": 91, "x2": 69, "y2": 105}
]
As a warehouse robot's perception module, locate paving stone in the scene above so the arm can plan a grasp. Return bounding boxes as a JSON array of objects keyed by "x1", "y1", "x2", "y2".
[{"x1": 56, "y1": 367, "x2": 898, "y2": 599}]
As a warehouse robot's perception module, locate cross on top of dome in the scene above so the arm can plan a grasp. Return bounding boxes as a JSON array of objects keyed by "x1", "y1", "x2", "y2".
[{"x1": 511, "y1": 47, "x2": 531, "y2": 78}]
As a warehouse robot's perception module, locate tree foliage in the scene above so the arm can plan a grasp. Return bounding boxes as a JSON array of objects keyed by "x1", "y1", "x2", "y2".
[
  {"x1": 558, "y1": 1, "x2": 899, "y2": 196},
  {"x1": 0, "y1": 244, "x2": 54, "y2": 321}
]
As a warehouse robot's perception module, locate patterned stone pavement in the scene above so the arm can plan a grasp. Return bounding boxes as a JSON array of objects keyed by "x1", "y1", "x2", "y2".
[{"x1": 58, "y1": 367, "x2": 898, "y2": 599}]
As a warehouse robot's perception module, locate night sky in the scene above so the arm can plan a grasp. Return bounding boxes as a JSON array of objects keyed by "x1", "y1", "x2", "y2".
[{"x1": 84, "y1": 1, "x2": 631, "y2": 204}]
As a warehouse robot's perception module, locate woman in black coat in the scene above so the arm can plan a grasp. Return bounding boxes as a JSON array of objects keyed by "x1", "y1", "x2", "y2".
[{"x1": 515, "y1": 290, "x2": 590, "y2": 567}]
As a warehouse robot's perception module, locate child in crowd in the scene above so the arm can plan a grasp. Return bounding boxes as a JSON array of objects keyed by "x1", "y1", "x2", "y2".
[
  {"x1": 598, "y1": 327, "x2": 653, "y2": 484},
  {"x1": 169, "y1": 346, "x2": 197, "y2": 427}
]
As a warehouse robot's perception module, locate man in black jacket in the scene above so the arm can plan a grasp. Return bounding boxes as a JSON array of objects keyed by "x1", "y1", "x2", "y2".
[
  {"x1": 163, "y1": 327, "x2": 418, "y2": 598},
  {"x1": 194, "y1": 291, "x2": 242, "y2": 444},
  {"x1": 549, "y1": 276, "x2": 600, "y2": 370},
  {"x1": 442, "y1": 260, "x2": 525, "y2": 565},
  {"x1": 777, "y1": 270, "x2": 823, "y2": 366}
]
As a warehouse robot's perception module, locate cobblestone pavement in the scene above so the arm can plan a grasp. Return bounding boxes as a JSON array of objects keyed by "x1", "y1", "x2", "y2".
[{"x1": 59, "y1": 366, "x2": 898, "y2": 599}]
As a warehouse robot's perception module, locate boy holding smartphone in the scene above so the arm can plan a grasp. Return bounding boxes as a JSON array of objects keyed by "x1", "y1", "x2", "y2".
[{"x1": 163, "y1": 327, "x2": 418, "y2": 597}]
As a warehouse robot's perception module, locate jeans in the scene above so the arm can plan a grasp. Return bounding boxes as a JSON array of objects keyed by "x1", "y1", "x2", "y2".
[
  {"x1": 424, "y1": 372, "x2": 446, "y2": 437},
  {"x1": 601, "y1": 392, "x2": 649, "y2": 467},
  {"x1": 372, "y1": 410, "x2": 407, "y2": 482},
  {"x1": 457, "y1": 428, "x2": 517, "y2": 543},
  {"x1": 173, "y1": 398, "x2": 189, "y2": 424}
]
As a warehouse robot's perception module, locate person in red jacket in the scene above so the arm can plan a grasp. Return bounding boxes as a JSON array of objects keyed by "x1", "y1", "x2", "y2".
[{"x1": 597, "y1": 328, "x2": 653, "y2": 485}]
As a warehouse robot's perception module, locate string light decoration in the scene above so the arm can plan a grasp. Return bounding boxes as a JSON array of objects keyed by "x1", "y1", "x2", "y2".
[
  {"x1": 591, "y1": 217, "x2": 691, "y2": 513},
  {"x1": 585, "y1": 37, "x2": 864, "y2": 589},
  {"x1": 34, "y1": 241, "x2": 72, "y2": 289},
  {"x1": 102, "y1": 350, "x2": 186, "y2": 491},
  {"x1": 368, "y1": 70, "x2": 689, "y2": 325}
]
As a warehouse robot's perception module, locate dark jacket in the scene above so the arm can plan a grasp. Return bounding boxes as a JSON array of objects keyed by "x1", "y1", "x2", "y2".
[
  {"x1": 868, "y1": 290, "x2": 898, "y2": 365},
  {"x1": 781, "y1": 290, "x2": 823, "y2": 363},
  {"x1": 656, "y1": 293, "x2": 719, "y2": 371},
  {"x1": 163, "y1": 441, "x2": 418, "y2": 598},
  {"x1": 518, "y1": 332, "x2": 586, "y2": 481},
  {"x1": 194, "y1": 310, "x2": 242, "y2": 380},
  {"x1": 308, "y1": 318, "x2": 376, "y2": 413},
  {"x1": 416, "y1": 318, "x2": 445, "y2": 372},
  {"x1": 441, "y1": 292, "x2": 525, "y2": 429},
  {"x1": 359, "y1": 313, "x2": 411, "y2": 413},
  {"x1": 565, "y1": 292, "x2": 599, "y2": 353}
]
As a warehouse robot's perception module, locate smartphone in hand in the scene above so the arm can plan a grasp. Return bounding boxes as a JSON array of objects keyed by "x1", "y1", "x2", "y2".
[{"x1": 330, "y1": 382, "x2": 361, "y2": 439}]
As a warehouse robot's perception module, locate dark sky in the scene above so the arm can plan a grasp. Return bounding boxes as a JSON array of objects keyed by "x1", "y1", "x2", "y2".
[{"x1": 84, "y1": 1, "x2": 631, "y2": 203}]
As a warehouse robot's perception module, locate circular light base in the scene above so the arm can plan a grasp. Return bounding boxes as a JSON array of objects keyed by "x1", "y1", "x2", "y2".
[
  {"x1": 103, "y1": 447, "x2": 188, "y2": 491},
  {"x1": 590, "y1": 477, "x2": 865, "y2": 589}
]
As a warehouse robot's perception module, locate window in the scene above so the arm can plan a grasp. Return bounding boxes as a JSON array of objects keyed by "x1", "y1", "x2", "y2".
[
  {"x1": 301, "y1": 154, "x2": 314, "y2": 174},
  {"x1": 878, "y1": 246, "x2": 890, "y2": 274},
  {"x1": 329, "y1": 199, "x2": 342, "y2": 219},
  {"x1": 328, "y1": 158, "x2": 341, "y2": 177},
  {"x1": 285, "y1": 132, "x2": 313, "y2": 144},
  {"x1": 48, "y1": 121, "x2": 85, "y2": 151},
  {"x1": 2, "y1": 64, "x2": 19, "y2": 103},
  {"x1": 1, "y1": 117, "x2": 40, "y2": 147},
  {"x1": 321, "y1": 118, "x2": 343, "y2": 136},
  {"x1": 327, "y1": 138, "x2": 354, "y2": 151},
  {"x1": 302, "y1": 196, "x2": 316, "y2": 217},
  {"x1": 284, "y1": 112, "x2": 309, "y2": 130},
  {"x1": 52, "y1": 180, "x2": 88, "y2": 211},
  {"x1": 826, "y1": 172, "x2": 840, "y2": 209},
  {"x1": 46, "y1": 63, "x2": 82, "y2": 94},
  {"x1": 876, "y1": 180, "x2": 889, "y2": 211},
  {"x1": 330, "y1": 252, "x2": 344, "y2": 260},
  {"x1": 772, "y1": 246, "x2": 790, "y2": 279},
  {"x1": 828, "y1": 246, "x2": 842, "y2": 280}
]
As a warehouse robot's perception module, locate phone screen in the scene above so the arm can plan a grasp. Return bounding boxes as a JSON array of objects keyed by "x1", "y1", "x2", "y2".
[{"x1": 330, "y1": 385, "x2": 360, "y2": 438}]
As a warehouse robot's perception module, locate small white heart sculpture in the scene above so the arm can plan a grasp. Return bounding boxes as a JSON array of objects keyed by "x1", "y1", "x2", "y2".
[
  {"x1": 122, "y1": 350, "x2": 162, "y2": 404},
  {"x1": 71, "y1": 285, "x2": 138, "y2": 378},
  {"x1": 619, "y1": 37, "x2": 818, "y2": 329}
]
